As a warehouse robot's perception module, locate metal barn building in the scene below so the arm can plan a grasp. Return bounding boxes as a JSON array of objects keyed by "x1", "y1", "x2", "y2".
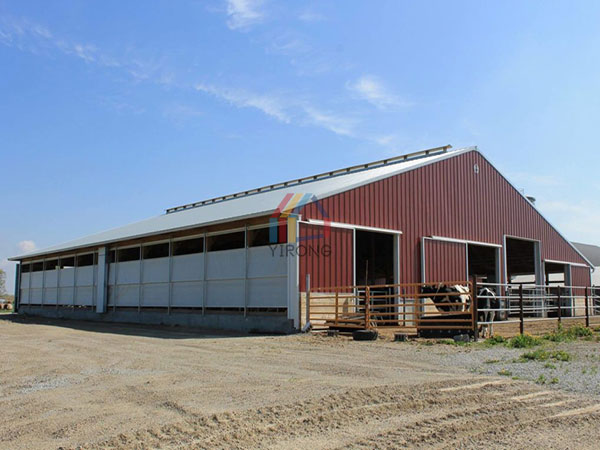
[{"x1": 10, "y1": 146, "x2": 594, "y2": 333}]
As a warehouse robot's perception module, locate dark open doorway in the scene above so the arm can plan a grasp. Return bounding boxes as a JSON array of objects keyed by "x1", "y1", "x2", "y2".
[
  {"x1": 355, "y1": 230, "x2": 395, "y2": 286},
  {"x1": 506, "y1": 237, "x2": 540, "y2": 283},
  {"x1": 468, "y1": 244, "x2": 498, "y2": 283}
]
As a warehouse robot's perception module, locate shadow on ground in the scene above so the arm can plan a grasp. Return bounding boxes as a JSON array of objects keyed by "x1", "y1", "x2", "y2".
[{"x1": 0, "y1": 314, "x2": 287, "y2": 340}]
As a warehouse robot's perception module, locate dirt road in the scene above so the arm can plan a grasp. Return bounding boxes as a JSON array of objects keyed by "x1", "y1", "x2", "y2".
[{"x1": 1, "y1": 316, "x2": 599, "y2": 449}]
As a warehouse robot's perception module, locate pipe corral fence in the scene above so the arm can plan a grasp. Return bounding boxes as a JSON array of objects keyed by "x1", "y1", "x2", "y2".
[{"x1": 301, "y1": 275, "x2": 600, "y2": 338}]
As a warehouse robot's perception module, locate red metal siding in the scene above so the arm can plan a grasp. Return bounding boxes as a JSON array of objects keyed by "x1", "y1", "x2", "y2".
[
  {"x1": 571, "y1": 266, "x2": 591, "y2": 288},
  {"x1": 298, "y1": 223, "x2": 353, "y2": 290},
  {"x1": 423, "y1": 239, "x2": 467, "y2": 283},
  {"x1": 300, "y1": 150, "x2": 591, "y2": 287}
]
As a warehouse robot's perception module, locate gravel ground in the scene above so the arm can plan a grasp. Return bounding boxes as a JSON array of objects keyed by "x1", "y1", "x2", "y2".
[{"x1": 2, "y1": 316, "x2": 600, "y2": 449}]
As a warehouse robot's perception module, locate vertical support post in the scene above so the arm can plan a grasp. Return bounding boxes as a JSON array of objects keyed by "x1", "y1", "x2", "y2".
[
  {"x1": 244, "y1": 225, "x2": 248, "y2": 318},
  {"x1": 519, "y1": 284, "x2": 524, "y2": 335},
  {"x1": 95, "y1": 247, "x2": 108, "y2": 314},
  {"x1": 305, "y1": 274, "x2": 310, "y2": 328},
  {"x1": 14, "y1": 263, "x2": 21, "y2": 313},
  {"x1": 365, "y1": 286, "x2": 371, "y2": 330},
  {"x1": 557, "y1": 287, "x2": 562, "y2": 325},
  {"x1": 585, "y1": 286, "x2": 590, "y2": 328},
  {"x1": 168, "y1": 239, "x2": 173, "y2": 315},
  {"x1": 471, "y1": 277, "x2": 479, "y2": 341},
  {"x1": 335, "y1": 290, "x2": 339, "y2": 326}
]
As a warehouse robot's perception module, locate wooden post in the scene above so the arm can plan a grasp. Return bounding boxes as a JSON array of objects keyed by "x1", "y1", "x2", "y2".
[
  {"x1": 365, "y1": 286, "x2": 371, "y2": 330},
  {"x1": 335, "y1": 290, "x2": 339, "y2": 326},
  {"x1": 557, "y1": 288, "x2": 562, "y2": 325},
  {"x1": 519, "y1": 284, "x2": 524, "y2": 335},
  {"x1": 585, "y1": 286, "x2": 590, "y2": 328},
  {"x1": 471, "y1": 277, "x2": 479, "y2": 342},
  {"x1": 305, "y1": 274, "x2": 310, "y2": 328}
]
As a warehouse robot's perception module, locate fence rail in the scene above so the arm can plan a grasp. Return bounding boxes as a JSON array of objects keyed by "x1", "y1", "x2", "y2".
[{"x1": 302, "y1": 275, "x2": 600, "y2": 338}]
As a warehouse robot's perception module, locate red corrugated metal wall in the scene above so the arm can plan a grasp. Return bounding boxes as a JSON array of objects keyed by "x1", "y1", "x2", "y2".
[
  {"x1": 298, "y1": 223, "x2": 353, "y2": 290},
  {"x1": 299, "y1": 150, "x2": 591, "y2": 287},
  {"x1": 571, "y1": 266, "x2": 591, "y2": 288},
  {"x1": 423, "y1": 239, "x2": 467, "y2": 283}
]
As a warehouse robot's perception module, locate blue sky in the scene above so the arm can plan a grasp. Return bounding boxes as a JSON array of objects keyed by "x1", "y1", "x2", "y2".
[{"x1": 1, "y1": 0, "x2": 600, "y2": 292}]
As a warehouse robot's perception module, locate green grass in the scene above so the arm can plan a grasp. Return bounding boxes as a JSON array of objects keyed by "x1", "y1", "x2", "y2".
[
  {"x1": 520, "y1": 349, "x2": 572, "y2": 362},
  {"x1": 536, "y1": 374, "x2": 547, "y2": 385},
  {"x1": 544, "y1": 362, "x2": 557, "y2": 369},
  {"x1": 484, "y1": 335, "x2": 507, "y2": 346},
  {"x1": 550, "y1": 377, "x2": 559, "y2": 384},
  {"x1": 497, "y1": 369, "x2": 512, "y2": 377},
  {"x1": 544, "y1": 324, "x2": 592, "y2": 342},
  {"x1": 507, "y1": 334, "x2": 543, "y2": 348}
]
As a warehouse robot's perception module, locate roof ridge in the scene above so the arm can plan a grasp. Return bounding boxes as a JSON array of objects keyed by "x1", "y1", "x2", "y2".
[{"x1": 165, "y1": 144, "x2": 453, "y2": 214}]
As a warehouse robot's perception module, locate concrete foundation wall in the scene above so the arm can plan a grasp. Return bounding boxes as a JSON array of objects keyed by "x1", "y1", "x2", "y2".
[{"x1": 18, "y1": 306, "x2": 296, "y2": 334}]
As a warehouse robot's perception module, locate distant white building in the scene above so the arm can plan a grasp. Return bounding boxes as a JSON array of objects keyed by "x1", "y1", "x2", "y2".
[{"x1": 573, "y1": 242, "x2": 600, "y2": 286}]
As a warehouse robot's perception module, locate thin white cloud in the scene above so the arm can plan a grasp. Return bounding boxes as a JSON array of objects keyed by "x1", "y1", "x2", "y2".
[
  {"x1": 298, "y1": 10, "x2": 325, "y2": 22},
  {"x1": 18, "y1": 240, "x2": 37, "y2": 254},
  {"x1": 347, "y1": 75, "x2": 411, "y2": 110},
  {"x1": 301, "y1": 106, "x2": 355, "y2": 137},
  {"x1": 537, "y1": 200, "x2": 600, "y2": 244},
  {"x1": 195, "y1": 83, "x2": 290, "y2": 123},
  {"x1": 226, "y1": 0, "x2": 265, "y2": 30}
]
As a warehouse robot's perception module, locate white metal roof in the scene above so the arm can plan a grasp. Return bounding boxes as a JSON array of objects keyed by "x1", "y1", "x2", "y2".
[{"x1": 11, "y1": 146, "x2": 470, "y2": 260}]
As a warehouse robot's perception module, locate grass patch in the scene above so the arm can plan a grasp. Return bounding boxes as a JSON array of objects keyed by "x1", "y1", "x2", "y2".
[
  {"x1": 544, "y1": 362, "x2": 557, "y2": 369},
  {"x1": 497, "y1": 369, "x2": 512, "y2": 377},
  {"x1": 550, "y1": 377, "x2": 559, "y2": 384},
  {"x1": 536, "y1": 374, "x2": 547, "y2": 385},
  {"x1": 507, "y1": 334, "x2": 542, "y2": 348},
  {"x1": 544, "y1": 324, "x2": 593, "y2": 342},
  {"x1": 520, "y1": 349, "x2": 572, "y2": 362},
  {"x1": 484, "y1": 335, "x2": 507, "y2": 346}
]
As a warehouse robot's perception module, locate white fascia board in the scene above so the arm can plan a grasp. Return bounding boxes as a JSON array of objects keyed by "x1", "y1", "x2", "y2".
[{"x1": 303, "y1": 219, "x2": 402, "y2": 235}]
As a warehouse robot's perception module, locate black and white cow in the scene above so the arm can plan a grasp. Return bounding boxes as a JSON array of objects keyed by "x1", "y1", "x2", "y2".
[
  {"x1": 420, "y1": 284, "x2": 470, "y2": 313},
  {"x1": 477, "y1": 287, "x2": 498, "y2": 338}
]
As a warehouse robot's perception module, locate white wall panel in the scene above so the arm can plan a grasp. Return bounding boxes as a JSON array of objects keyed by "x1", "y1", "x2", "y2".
[
  {"x1": 58, "y1": 287, "x2": 74, "y2": 304},
  {"x1": 45, "y1": 270, "x2": 58, "y2": 287},
  {"x1": 107, "y1": 286, "x2": 115, "y2": 306},
  {"x1": 116, "y1": 261, "x2": 140, "y2": 284},
  {"x1": 206, "y1": 249, "x2": 245, "y2": 279},
  {"x1": 248, "y1": 246, "x2": 287, "y2": 278},
  {"x1": 142, "y1": 258, "x2": 169, "y2": 283},
  {"x1": 142, "y1": 283, "x2": 169, "y2": 307},
  {"x1": 31, "y1": 273, "x2": 43, "y2": 289},
  {"x1": 20, "y1": 289, "x2": 29, "y2": 304},
  {"x1": 44, "y1": 288, "x2": 58, "y2": 304},
  {"x1": 248, "y1": 277, "x2": 287, "y2": 307},
  {"x1": 75, "y1": 287, "x2": 94, "y2": 306},
  {"x1": 31, "y1": 288, "x2": 43, "y2": 303},
  {"x1": 116, "y1": 285, "x2": 139, "y2": 307},
  {"x1": 171, "y1": 254, "x2": 204, "y2": 282},
  {"x1": 206, "y1": 280, "x2": 244, "y2": 307},
  {"x1": 171, "y1": 281, "x2": 204, "y2": 307},
  {"x1": 59, "y1": 268, "x2": 75, "y2": 287},
  {"x1": 21, "y1": 273, "x2": 30, "y2": 289},
  {"x1": 108, "y1": 263, "x2": 116, "y2": 285},
  {"x1": 77, "y1": 267, "x2": 95, "y2": 286}
]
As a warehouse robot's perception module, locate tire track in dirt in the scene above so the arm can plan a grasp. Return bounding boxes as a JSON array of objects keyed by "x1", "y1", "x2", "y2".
[{"x1": 74, "y1": 377, "x2": 600, "y2": 449}]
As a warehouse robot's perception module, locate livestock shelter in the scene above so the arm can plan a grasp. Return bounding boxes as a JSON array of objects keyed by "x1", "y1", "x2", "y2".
[{"x1": 10, "y1": 146, "x2": 595, "y2": 333}]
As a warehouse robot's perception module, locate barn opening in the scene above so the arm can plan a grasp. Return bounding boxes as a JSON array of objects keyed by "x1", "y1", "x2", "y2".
[
  {"x1": 505, "y1": 237, "x2": 540, "y2": 284},
  {"x1": 467, "y1": 244, "x2": 498, "y2": 283},
  {"x1": 355, "y1": 230, "x2": 395, "y2": 286}
]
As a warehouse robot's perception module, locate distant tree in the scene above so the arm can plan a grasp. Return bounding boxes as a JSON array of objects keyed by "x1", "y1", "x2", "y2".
[{"x1": 0, "y1": 269, "x2": 6, "y2": 296}]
